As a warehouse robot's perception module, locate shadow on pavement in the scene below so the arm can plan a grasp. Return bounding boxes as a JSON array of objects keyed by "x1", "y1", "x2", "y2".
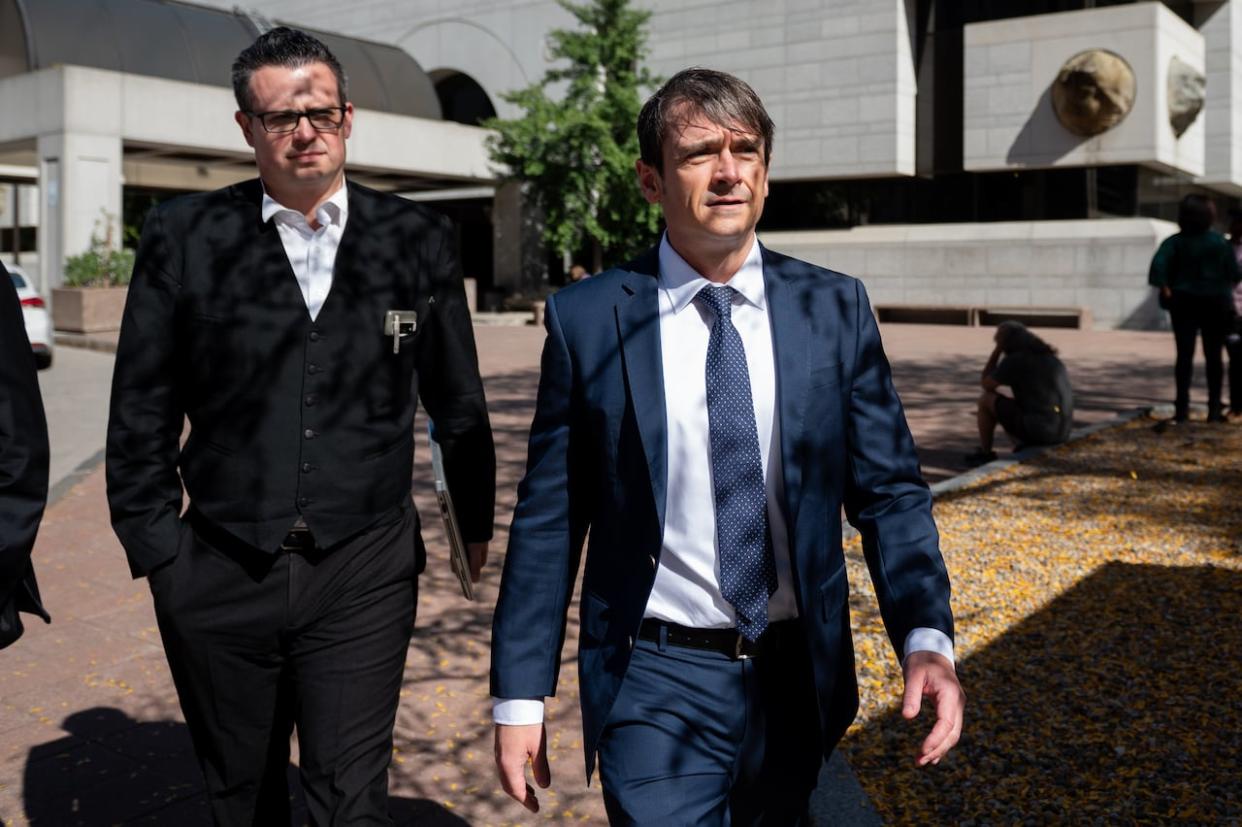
[
  {"x1": 17, "y1": 708, "x2": 467, "y2": 826},
  {"x1": 842, "y1": 562, "x2": 1242, "y2": 823}
]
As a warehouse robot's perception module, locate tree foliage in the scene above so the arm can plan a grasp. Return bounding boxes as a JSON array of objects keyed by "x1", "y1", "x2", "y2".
[{"x1": 484, "y1": 0, "x2": 662, "y2": 270}]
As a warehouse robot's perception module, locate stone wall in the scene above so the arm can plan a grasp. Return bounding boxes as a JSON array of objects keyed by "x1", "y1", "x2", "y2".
[{"x1": 762, "y1": 218, "x2": 1178, "y2": 330}]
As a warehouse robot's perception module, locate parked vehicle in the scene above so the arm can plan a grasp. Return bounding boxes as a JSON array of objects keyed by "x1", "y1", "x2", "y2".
[{"x1": 7, "y1": 265, "x2": 53, "y2": 369}]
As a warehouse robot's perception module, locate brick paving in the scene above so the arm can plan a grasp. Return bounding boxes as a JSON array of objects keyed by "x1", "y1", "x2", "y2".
[{"x1": 0, "y1": 320, "x2": 1200, "y2": 825}]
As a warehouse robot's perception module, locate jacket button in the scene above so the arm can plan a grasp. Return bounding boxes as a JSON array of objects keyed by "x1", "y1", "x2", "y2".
[
  {"x1": 301, "y1": 462, "x2": 313, "y2": 473},
  {"x1": 298, "y1": 496, "x2": 309, "y2": 507},
  {"x1": 303, "y1": 428, "x2": 316, "y2": 439},
  {"x1": 304, "y1": 394, "x2": 317, "y2": 407},
  {"x1": 307, "y1": 363, "x2": 320, "y2": 375},
  {"x1": 309, "y1": 330, "x2": 321, "y2": 342}
]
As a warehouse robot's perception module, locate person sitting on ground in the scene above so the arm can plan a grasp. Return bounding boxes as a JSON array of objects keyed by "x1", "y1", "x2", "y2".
[{"x1": 966, "y1": 320, "x2": 1074, "y2": 466}]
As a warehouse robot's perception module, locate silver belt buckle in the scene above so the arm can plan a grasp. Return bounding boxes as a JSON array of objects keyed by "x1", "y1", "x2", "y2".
[{"x1": 734, "y1": 633, "x2": 750, "y2": 660}]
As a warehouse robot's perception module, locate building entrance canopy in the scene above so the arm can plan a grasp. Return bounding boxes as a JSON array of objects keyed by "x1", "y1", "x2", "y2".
[{"x1": 0, "y1": 0, "x2": 496, "y2": 292}]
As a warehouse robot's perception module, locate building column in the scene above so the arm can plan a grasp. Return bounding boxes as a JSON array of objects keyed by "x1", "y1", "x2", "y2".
[
  {"x1": 491, "y1": 180, "x2": 547, "y2": 306},
  {"x1": 36, "y1": 131, "x2": 123, "y2": 291}
]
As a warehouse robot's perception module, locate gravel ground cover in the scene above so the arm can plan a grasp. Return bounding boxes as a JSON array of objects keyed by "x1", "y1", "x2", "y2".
[{"x1": 840, "y1": 415, "x2": 1242, "y2": 825}]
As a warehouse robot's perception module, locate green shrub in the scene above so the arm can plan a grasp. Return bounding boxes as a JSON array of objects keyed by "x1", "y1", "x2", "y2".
[{"x1": 62, "y1": 214, "x2": 135, "y2": 288}]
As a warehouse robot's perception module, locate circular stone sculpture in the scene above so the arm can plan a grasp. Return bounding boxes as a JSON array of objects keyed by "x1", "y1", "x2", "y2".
[
  {"x1": 1051, "y1": 49, "x2": 1137, "y2": 137},
  {"x1": 1168, "y1": 56, "x2": 1205, "y2": 137}
]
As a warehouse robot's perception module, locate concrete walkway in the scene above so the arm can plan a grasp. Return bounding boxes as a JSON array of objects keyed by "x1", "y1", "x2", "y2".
[{"x1": 0, "y1": 321, "x2": 1197, "y2": 825}]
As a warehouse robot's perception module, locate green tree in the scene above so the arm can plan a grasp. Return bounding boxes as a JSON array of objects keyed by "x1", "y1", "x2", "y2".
[{"x1": 484, "y1": 0, "x2": 662, "y2": 273}]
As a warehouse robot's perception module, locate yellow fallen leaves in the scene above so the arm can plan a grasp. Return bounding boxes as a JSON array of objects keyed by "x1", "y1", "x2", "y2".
[{"x1": 841, "y1": 417, "x2": 1242, "y2": 822}]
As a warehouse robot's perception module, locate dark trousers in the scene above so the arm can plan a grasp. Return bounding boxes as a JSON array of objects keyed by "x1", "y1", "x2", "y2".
[
  {"x1": 1227, "y1": 315, "x2": 1242, "y2": 414},
  {"x1": 150, "y1": 507, "x2": 418, "y2": 826},
  {"x1": 1169, "y1": 294, "x2": 1232, "y2": 416},
  {"x1": 596, "y1": 622, "x2": 823, "y2": 826}
]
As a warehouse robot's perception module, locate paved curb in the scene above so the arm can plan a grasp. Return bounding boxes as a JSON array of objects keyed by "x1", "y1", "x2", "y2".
[
  {"x1": 927, "y1": 406, "x2": 1154, "y2": 499},
  {"x1": 47, "y1": 447, "x2": 106, "y2": 508}
]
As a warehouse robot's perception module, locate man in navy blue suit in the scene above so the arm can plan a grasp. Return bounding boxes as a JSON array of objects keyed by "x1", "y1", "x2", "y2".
[{"x1": 490, "y1": 68, "x2": 964, "y2": 824}]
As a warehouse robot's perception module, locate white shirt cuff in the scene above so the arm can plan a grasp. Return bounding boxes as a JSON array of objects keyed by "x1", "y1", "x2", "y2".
[
  {"x1": 901, "y1": 627, "x2": 955, "y2": 668},
  {"x1": 492, "y1": 698, "x2": 546, "y2": 725}
]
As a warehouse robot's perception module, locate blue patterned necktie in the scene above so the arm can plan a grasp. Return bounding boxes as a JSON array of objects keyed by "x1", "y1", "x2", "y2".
[{"x1": 696, "y1": 285, "x2": 777, "y2": 641}]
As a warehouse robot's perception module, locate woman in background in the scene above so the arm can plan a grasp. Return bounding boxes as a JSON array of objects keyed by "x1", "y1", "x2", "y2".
[{"x1": 1148, "y1": 194, "x2": 1239, "y2": 423}]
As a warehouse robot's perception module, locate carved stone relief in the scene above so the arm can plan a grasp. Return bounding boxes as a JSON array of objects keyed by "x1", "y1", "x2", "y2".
[
  {"x1": 1167, "y1": 56, "x2": 1205, "y2": 138},
  {"x1": 1051, "y1": 49, "x2": 1136, "y2": 137}
]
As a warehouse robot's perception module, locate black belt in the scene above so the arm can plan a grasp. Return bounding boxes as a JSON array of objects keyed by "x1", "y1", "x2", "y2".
[{"x1": 638, "y1": 618, "x2": 795, "y2": 659}]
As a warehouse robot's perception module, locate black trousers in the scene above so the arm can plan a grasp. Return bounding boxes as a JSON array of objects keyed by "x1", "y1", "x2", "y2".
[
  {"x1": 1227, "y1": 315, "x2": 1242, "y2": 414},
  {"x1": 1169, "y1": 294, "x2": 1233, "y2": 416},
  {"x1": 150, "y1": 506, "x2": 418, "y2": 826},
  {"x1": 596, "y1": 621, "x2": 822, "y2": 826}
]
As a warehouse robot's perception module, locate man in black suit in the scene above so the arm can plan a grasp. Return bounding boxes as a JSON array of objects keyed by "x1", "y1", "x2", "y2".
[
  {"x1": 106, "y1": 28, "x2": 495, "y2": 825},
  {"x1": 0, "y1": 262, "x2": 51, "y2": 650}
]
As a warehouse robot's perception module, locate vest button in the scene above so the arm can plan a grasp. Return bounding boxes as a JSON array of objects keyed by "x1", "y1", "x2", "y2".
[
  {"x1": 304, "y1": 394, "x2": 317, "y2": 407},
  {"x1": 309, "y1": 331, "x2": 321, "y2": 342},
  {"x1": 301, "y1": 462, "x2": 313, "y2": 473},
  {"x1": 298, "y1": 496, "x2": 310, "y2": 507},
  {"x1": 307, "y1": 363, "x2": 320, "y2": 375},
  {"x1": 303, "y1": 428, "x2": 316, "y2": 439}
]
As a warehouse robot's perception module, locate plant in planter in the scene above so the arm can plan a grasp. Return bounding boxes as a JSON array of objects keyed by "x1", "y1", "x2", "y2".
[{"x1": 52, "y1": 214, "x2": 135, "y2": 334}]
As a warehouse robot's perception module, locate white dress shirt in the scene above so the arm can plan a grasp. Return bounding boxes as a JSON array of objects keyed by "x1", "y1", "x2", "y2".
[
  {"x1": 493, "y1": 234, "x2": 952, "y2": 726},
  {"x1": 261, "y1": 181, "x2": 349, "y2": 321}
]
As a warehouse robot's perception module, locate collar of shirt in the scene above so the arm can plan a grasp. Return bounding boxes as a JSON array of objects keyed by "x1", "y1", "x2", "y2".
[
  {"x1": 657, "y1": 232, "x2": 766, "y2": 315},
  {"x1": 260, "y1": 180, "x2": 349, "y2": 231}
]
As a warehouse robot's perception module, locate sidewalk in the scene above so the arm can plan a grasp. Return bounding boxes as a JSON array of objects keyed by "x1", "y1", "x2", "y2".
[{"x1": 0, "y1": 321, "x2": 1206, "y2": 825}]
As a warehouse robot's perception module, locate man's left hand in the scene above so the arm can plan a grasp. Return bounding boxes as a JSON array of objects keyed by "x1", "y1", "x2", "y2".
[
  {"x1": 467, "y1": 542, "x2": 488, "y2": 583},
  {"x1": 901, "y1": 650, "x2": 964, "y2": 766}
]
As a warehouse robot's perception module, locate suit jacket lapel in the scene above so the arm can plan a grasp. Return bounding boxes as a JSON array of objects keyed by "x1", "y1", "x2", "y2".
[
  {"x1": 233, "y1": 180, "x2": 304, "y2": 311},
  {"x1": 615, "y1": 248, "x2": 668, "y2": 531},
  {"x1": 327, "y1": 181, "x2": 373, "y2": 311},
  {"x1": 762, "y1": 244, "x2": 811, "y2": 528}
]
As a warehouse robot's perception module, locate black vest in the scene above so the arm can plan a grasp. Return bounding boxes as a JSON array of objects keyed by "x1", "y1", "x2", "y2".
[{"x1": 174, "y1": 182, "x2": 438, "y2": 552}]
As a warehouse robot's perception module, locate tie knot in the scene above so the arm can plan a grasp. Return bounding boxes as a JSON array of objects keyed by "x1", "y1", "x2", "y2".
[{"x1": 696, "y1": 285, "x2": 735, "y2": 320}]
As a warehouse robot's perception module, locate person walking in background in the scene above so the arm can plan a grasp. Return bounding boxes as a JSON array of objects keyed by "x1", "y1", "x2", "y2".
[
  {"x1": 1148, "y1": 194, "x2": 1239, "y2": 423},
  {"x1": 0, "y1": 262, "x2": 51, "y2": 649},
  {"x1": 966, "y1": 320, "x2": 1074, "y2": 466},
  {"x1": 105, "y1": 28, "x2": 495, "y2": 825},
  {"x1": 1226, "y1": 209, "x2": 1242, "y2": 420}
]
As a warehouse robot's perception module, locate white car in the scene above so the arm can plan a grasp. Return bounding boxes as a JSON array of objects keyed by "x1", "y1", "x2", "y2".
[{"x1": 7, "y1": 265, "x2": 53, "y2": 369}]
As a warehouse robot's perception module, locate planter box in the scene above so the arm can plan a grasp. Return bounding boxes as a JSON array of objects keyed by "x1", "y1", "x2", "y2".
[{"x1": 52, "y1": 287, "x2": 128, "y2": 333}]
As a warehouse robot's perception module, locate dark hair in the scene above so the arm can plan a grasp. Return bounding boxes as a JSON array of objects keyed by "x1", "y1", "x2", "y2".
[
  {"x1": 996, "y1": 320, "x2": 1057, "y2": 356},
  {"x1": 637, "y1": 68, "x2": 774, "y2": 172},
  {"x1": 1176, "y1": 194, "x2": 1215, "y2": 235},
  {"x1": 232, "y1": 27, "x2": 348, "y2": 112}
]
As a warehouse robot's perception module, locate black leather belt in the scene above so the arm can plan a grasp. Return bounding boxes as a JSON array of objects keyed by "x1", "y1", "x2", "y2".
[
  {"x1": 279, "y1": 526, "x2": 316, "y2": 552},
  {"x1": 638, "y1": 618, "x2": 794, "y2": 659}
]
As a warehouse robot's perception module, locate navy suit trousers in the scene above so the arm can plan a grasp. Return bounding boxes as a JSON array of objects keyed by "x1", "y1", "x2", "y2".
[{"x1": 596, "y1": 621, "x2": 822, "y2": 826}]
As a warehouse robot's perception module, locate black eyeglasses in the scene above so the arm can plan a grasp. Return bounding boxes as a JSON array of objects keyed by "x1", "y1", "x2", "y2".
[{"x1": 247, "y1": 107, "x2": 347, "y2": 134}]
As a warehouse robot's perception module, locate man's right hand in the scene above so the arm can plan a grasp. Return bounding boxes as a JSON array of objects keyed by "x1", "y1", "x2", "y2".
[{"x1": 494, "y1": 723, "x2": 551, "y2": 813}]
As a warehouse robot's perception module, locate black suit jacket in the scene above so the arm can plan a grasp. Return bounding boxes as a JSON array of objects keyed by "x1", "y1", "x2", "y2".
[
  {"x1": 106, "y1": 179, "x2": 495, "y2": 577},
  {"x1": 0, "y1": 261, "x2": 51, "y2": 648}
]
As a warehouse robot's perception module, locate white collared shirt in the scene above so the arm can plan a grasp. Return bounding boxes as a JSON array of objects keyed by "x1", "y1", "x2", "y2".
[
  {"x1": 492, "y1": 234, "x2": 953, "y2": 725},
  {"x1": 261, "y1": 181, "x2": 348, "y2": 321},
  {"x1": 644, "y1": 234, "x2": 799, "y2": 627}
]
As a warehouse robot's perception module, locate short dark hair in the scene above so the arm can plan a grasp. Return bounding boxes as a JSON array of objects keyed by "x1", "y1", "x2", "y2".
[
  {"x1": 1176, "y1": 193, "x2": 1215, "y2": 235},
  {"x1": 637, "y1": 68, "x2": 774, "y2": 172},
  {"x1": 232, "y1": 27, "x2": 348, "y2": 112}
]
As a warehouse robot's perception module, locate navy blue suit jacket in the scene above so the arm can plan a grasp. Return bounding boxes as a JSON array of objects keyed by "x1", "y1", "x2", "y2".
[{"x1": 491, "y1": 244, "x2": 953, "y2": 778}]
